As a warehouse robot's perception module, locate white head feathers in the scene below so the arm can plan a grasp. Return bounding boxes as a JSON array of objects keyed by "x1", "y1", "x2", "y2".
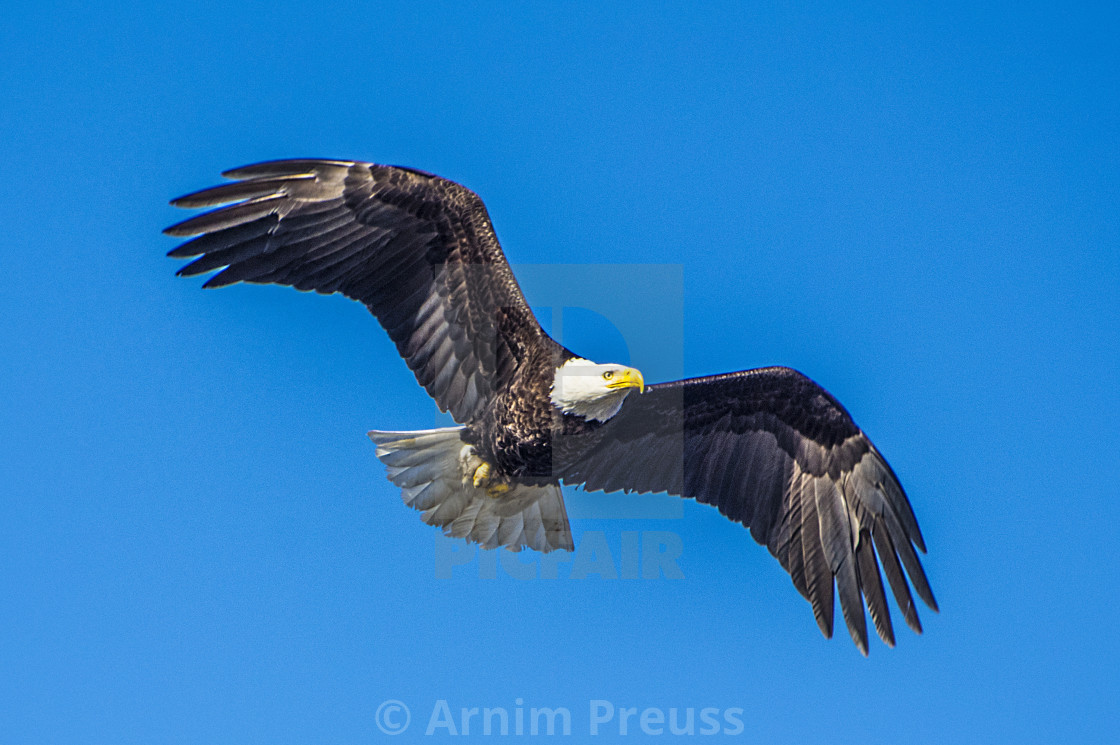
[{"x1": 550, "y1": 358, "x2": 645, "y2": 422}]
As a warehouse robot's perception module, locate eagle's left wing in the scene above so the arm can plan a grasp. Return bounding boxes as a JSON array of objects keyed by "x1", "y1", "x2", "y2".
[{"x1": 559, "y1": 366, "x2": 936, "y2": 654}]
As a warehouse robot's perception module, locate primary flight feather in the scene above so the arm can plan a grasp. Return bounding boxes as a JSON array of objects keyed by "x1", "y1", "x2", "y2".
[{"x1": 166, "y1": 158, "x2": 937, "y2": 654}]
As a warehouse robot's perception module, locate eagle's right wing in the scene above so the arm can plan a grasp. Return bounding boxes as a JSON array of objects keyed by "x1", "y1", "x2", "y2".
[{"x1": 165, "y1": 159, "x2": 550, "y2": 424}]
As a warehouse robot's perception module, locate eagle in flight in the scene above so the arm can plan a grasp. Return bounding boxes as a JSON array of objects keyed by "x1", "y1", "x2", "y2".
[{"x1": 166, "y1": 159, "x2": 937, "y2": 654}]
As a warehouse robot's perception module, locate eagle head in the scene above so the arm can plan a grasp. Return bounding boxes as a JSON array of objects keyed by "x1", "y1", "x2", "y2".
[{"x1": 549, "y1": 358, "x2": 645, "y2": 422}]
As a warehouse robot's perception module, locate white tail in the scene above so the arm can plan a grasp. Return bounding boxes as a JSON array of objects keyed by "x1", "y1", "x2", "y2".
[{"x1": 368, "y1": 427, "x2": 573, "y2": 553}]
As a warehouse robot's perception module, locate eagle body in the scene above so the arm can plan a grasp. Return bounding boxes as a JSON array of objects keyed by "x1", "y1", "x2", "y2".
[
  {"x1": 166, "y1": 159, "x2": 937, "y2": 654},
  {"x1": 463, "y1": 344, "x2": 577, "y2": 480}
]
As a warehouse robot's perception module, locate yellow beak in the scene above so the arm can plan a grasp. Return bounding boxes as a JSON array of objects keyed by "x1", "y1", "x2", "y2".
[{"x1": 606, "y1": 367, "x2": 645, "y2": 394}]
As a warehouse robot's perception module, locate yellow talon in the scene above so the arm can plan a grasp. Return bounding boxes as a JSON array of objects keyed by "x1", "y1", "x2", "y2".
[
  {"x1": 472, "y1": 461, "x2": 492, "y2": 488},
  {"x1": 471, "y1": 459, "x2": 509, "y2": 497},
  {"x1": 486, "y1": 482, "x2": 510, "y2": 498}
]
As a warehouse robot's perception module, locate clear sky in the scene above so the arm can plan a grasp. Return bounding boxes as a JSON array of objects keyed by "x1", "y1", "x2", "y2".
[{"x1": 2, "y1": 1, "x2": 1118, "y2": 743}]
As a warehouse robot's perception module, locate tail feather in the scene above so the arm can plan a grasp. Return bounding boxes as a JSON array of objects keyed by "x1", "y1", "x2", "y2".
[{"x1": 368, "y1": 427, "x2": 574, "y2": 553}]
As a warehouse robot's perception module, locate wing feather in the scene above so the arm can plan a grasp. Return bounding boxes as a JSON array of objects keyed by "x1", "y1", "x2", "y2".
[
  {"x1": 871, "y1": 525, "x2": 922, "y2": 633},
  {"x1": 799, "y1": 471, "x2": 835, "y2": 638},
  {"x1": 165, "y1": 195, "x2": 285, "y2": 237},
  {"x1": 856, "y1": 531, "x2": 895, "y2": 647}
]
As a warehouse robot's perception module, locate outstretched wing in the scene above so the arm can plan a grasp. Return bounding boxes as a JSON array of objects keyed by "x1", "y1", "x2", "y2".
[
  {"x1": 561, "y1": 366, "x2": 936, "y2": 654},
  {"x1": 165, "y1": 159, "x2": 549, "y2": 423}
]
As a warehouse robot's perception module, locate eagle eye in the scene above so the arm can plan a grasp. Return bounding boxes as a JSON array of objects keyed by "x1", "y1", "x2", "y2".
[{"x1": 603, "y1": 371, "x2": 614, "y2": 380}]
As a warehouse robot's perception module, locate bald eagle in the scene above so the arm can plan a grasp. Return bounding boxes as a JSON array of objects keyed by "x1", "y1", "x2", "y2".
[{"x1": 166, "y1": 159, "x2": 936, "y2": 654}]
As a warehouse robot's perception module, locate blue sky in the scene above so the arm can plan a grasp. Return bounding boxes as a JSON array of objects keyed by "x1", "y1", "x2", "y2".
[{"x1": 2, "y1": 1, "x2": 1118, "y2": 742}]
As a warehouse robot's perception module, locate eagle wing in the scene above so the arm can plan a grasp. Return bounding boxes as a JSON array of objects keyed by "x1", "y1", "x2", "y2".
[
  {"x1": 560, "y1": 366, "x2": 936, "y2": 654},
  {"x1": 165, "y1": 159, "x2": 546, "y2": 423}
]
